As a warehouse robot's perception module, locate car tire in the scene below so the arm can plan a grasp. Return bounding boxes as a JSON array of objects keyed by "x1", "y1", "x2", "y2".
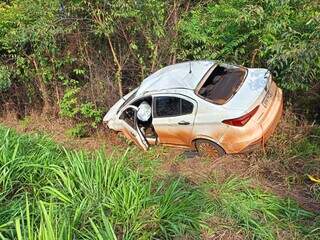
[{"x1": 195, "y1": 139, "x2": 225, "y2": 159}]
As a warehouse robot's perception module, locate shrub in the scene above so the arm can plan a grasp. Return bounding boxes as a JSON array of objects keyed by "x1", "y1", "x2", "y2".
[
  {"x1": 60, "y1": 88, "x2": 103, "y2": 131},
  {"x1": 178, "y1": 0, "x2": 320, "y2": 92},
  {"x1": 0, "y1": 65, "x2": 11, "y2": 91},
  {"x1": 66, "y1": 123, "x2": 88, "y2": 138}
]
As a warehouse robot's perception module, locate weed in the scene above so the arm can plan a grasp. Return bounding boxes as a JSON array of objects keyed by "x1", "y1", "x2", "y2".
[
  {"x1": 18, "y1": 116, "x2": 31, "y2": 129},
  {"x1": 291, "y1": 126, "x2": 320, "y2": 158},
  {"x1": 66, "y1": 123, "x2": 88, "y2": 138},
  {"x1": 247, "y1": 110, "x2": 320, "y2": 188},
  {"x1": 1, "y1": 124, "x2": 319, "y2": 239},
  {"x1": 311, "y1": 184, "x2": 320, "y2": 202}
]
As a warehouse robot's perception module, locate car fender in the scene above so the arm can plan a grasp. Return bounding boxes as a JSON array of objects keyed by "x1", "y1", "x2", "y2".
[{"x1": 191, "y1": 135, "x2": 224, "y2": 150}]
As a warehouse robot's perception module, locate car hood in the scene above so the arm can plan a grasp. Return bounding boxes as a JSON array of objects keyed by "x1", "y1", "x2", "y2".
[{"x1": 223, "y1": 68, "x2": 270, "y2": 112}]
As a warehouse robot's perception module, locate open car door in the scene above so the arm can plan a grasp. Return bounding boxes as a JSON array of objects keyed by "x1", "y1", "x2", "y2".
[{"x1": 118, "y1": 105, "x2": 149, "y2": 151}]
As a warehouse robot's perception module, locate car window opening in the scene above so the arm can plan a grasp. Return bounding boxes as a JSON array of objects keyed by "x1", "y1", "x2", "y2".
[
  {"x1": 132, "y1": 96, "x2": 157, "y2": 140},
  {"x1": 198, "y1": 65, "x2": 246, "y2": 105},
  {"x1": 120, "y1": 108, "x2": 135, "y2": 128}
]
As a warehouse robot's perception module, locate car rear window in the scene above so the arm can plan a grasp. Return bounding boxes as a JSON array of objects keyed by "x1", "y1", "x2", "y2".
[{"x1": 197, "y1": 65, "x2": 246, "y2": 105}]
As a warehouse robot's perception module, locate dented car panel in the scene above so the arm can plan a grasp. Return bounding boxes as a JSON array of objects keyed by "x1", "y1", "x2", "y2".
[
  {"x1": 103, "y1": 88, "x2": 138, "y2": 130},
  {"x1": 103, "y1": 61, "x2": 283, "y2": 156}
]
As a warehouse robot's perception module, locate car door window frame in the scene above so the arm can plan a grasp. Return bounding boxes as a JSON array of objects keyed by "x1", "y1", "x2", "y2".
[
  {"x1": 118, "y1": 105, "x2": 149, "y2": 150},
  {"x1": 153, "y1": 94, "x2": 196, "y2": 118},
  {"x1": 119, "y1": 106, "x2": 137, "y2": 128}
]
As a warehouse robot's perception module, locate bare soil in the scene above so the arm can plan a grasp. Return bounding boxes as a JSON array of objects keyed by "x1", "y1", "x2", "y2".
[
  {"x1": 0, "y1": 112, "x2": 122, "y2": 153},
  {"x1": 1, "y1": 112, "x2": 319, "y2": 213}
]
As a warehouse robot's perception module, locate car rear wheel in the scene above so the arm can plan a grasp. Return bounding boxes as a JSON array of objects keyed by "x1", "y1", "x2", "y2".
[{"x1": 195, "y1": 139, "x2": 225, "y2": 159}]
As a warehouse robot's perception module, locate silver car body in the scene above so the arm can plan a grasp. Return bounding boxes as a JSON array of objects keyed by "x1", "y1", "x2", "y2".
[{"x1": 103, "y1": 61, "x2": 283, "y2": 153}]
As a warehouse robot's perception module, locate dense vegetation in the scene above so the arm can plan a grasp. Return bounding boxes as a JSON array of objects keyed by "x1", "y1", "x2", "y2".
[
  {"x1": 1, "y1": 126, "x2": 319, "y2": 239},
  {"x1": 0, "y1": 0, "x2": 319, "y2": 135},
  {"x1": 0, "y1": 1, "x2": 319, "y2": 239}
]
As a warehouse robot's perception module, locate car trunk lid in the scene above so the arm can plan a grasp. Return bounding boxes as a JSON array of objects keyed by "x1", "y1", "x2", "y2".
[{"x1": 223, "y1": 68, "x2": 271, "y2": 112}]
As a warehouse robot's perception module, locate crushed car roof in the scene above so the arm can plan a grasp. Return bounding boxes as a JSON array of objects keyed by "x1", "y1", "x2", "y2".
[{"x1": 136, "y1": 61, "x2": 215, "y2": 96}]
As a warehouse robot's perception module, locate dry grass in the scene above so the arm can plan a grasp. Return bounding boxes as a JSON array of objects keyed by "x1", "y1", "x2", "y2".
[
  {"x1": 243, "y1": 109, "x2": 320, "y2": 212},
  {"x1": 0, "y1": 111, "x2": 123, "y2": 153}
]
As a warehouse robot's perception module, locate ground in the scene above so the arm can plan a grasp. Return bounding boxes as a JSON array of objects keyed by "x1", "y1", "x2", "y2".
[{"x1": 1, "y1": 110, "x2": 319, "y2": 216}]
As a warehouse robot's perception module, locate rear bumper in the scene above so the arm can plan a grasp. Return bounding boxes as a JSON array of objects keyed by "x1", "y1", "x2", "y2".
[
  {"x1": 260, "y1": 88, "x2": 283, "y2": 143},
  {"x1": 220, "y1": 86, "x2": 283, "y2": 154},
  {"x1": 240, "y1": 103, "x2": 283, "y2": 153}
]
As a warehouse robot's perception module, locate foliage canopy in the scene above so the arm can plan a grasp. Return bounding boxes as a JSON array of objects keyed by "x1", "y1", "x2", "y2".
[{"x1": 0, "y1": 0, "x2": 319, "y2": 124}]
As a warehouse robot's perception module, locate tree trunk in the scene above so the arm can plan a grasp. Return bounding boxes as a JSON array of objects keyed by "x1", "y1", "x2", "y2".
[
  {"x1": 108, "y1": 36, "x2": 123, "y2": 97},
  {"x1": 31, "y1": 58, "x2": 51, "y2": 115},
  {"x1": 171, "y1": 0, "x2": 178, "y2": 64}
]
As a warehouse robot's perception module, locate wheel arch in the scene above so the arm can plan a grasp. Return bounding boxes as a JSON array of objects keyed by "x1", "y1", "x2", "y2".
[{"x1": 191, "y1": 135, "x2": 226, "y2": 153}]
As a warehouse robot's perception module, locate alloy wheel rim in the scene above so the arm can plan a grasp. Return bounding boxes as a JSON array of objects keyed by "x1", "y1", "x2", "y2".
[{"x1": 198, "y1": 142, "x2": 220, "y2": 159}]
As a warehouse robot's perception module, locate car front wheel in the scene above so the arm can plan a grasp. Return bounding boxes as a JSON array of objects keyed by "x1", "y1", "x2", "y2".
[{"x1": 195, "y1": 139, "x2": 225, "y2": 159}]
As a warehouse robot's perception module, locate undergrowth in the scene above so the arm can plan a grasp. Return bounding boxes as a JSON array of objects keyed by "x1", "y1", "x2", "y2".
[
  {"x1": 0, "y1": 125, "x2": 319, "y2": 239},
  {"x1": 247, "y1": 110, "x2": 320, "y2": 188},
  {"x1": 203, "y1": 176, "x2": 320, "y2": 239}
]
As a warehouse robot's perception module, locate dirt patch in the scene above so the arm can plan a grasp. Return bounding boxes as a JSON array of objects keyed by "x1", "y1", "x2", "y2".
[
  {"x1": 0, "y1": 112, "x2": 123, "y2": 153},
  {"x1": 201, "y1": 216, "x2": 245, "y2": 240},
  {"x1": 266, "y1": 181, "x2": 320, "y2": 213},
  {"x1": 159, "y1": 152, "x2": 251, "y2": 184}
]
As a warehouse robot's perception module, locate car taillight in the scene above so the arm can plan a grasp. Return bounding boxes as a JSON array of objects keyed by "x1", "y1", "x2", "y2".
[{"x1": 222, "y1": 106, "x2": 259, "y2": 127}]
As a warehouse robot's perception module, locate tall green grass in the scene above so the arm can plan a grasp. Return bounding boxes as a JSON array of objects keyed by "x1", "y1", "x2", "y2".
[
  {"x1": 204, "y1": 176, "x2": 320, "y2": 239},
  {"x1": 1, "y1": 125, "x2": 319, "y2": 239},
  {"x1": 0, "y1": 126, "x2": 207, "y2": 239}
]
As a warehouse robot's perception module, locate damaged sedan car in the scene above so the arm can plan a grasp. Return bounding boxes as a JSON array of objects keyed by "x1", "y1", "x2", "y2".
[{"x1": 103, "y1": 61, "x2": 283, "y2": 158}]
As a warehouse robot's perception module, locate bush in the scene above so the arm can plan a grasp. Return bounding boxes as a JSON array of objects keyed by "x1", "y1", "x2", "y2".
[
  {"x1": 0, "y1": 65, "x2": 11, "y2": 91},
  {"x1": 60, "y1": 88, "x2": 103, "y2": 131},
  {"x1": 178, "y1": 0, "x2": 320, "y2": 92},
  {"x1": 66, "y1": 123, "x2": 88, "y2": 138}
]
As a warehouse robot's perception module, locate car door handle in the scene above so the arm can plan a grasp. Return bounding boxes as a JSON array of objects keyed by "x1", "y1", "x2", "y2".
[{"x1": 178, "y1": 121, "x2": 190, "y2": 125}]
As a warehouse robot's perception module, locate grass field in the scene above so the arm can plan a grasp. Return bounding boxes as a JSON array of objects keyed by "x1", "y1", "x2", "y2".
[{"x1": 0, "y1": 125, "x2": 319, "y2": 239}]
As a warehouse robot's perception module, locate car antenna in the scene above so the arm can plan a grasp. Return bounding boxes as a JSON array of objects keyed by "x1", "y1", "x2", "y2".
[{"x1": 189, "y1": 61, "x2": 192, "y2": 74}]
